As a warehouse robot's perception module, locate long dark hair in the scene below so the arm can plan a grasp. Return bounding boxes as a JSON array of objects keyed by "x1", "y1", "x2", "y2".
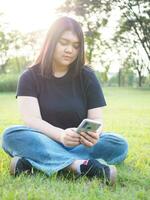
[{"x1": 34, "y1": 16, "x2": 85, "y2": 78}]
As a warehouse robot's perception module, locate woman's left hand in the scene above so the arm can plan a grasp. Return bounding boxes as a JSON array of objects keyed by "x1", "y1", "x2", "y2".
[{"x1": 79, "y1": 131, "x2": 100, "y2": 147}]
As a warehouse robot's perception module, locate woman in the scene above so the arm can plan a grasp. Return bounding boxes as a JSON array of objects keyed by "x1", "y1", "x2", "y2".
[{"x1": 2, "y1": 17, "x2": 128, "y2": 185}]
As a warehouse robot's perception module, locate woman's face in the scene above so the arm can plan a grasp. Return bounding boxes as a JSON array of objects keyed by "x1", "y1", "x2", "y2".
[{"x1": 53, "y1": 30, "x2": 80, "y2": 69}]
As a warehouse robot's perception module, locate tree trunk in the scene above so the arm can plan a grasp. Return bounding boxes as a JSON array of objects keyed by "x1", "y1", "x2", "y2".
[
  {"x1": 118, "y1": 68, "x2": 122, "y2": 87},
  {"x1": 138, "y1": 71, "x2": 142, "y2": 87},
  {"x1": 147, "y1": 67, "x2": 150, "y2": 75}
]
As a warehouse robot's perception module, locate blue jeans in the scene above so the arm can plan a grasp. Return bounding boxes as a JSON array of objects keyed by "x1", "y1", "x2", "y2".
[{"x1": 2, "y1": 125, "x2": 128, "y2": 176}]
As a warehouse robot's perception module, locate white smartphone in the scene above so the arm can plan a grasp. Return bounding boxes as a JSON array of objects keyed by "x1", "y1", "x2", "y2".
[{"x1": 76, "y1": 119, "x2": 101, "y2": 134}]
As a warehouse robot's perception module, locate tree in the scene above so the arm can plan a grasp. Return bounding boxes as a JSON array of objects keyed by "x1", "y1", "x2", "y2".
[
  {"x1": 5, "y1": 56, "x2": 29, "y2": 73},
  {"x1": 100, "y1": 65, "x2": 110, "y2": 84},
  {"x1": 123, "y1": 50, "x2": 146, "y2": 87},
  {"x1": 58, "y1": 0, "x2": 112, "y2": 64},
  {"x1": 112, "y1": 0, "x2": 150, "y2": 86},
  {"x1": 0, "y1": 13, "x2": 10, "y2": 73},
  {"x1": 58, "y1": 0, "x2": 150, "y2": 87},
  {"x1": 0, "y1": 31, "x2": 9, "y2": 73},
  {"x1": 113, "y1": 0, "x2": 150, "y2": 61}
]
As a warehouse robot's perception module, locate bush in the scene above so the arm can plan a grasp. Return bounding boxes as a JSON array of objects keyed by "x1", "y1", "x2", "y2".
[{"x1": 0, "y1": 74, "x2": 19, "y2": 92}]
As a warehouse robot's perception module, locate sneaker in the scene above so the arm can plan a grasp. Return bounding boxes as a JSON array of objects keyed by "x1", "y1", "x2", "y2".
[
  {"x1": 10, "y1": 156, "x2": 32, "y2": 176},
  {"x1": 80, "y1": 159, "x2": 117, "y2": 185}
]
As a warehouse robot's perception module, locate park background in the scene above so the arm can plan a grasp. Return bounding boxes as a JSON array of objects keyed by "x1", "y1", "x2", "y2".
[{"x1": 0, "y1": 0, "x2": 150, "y2": 199}]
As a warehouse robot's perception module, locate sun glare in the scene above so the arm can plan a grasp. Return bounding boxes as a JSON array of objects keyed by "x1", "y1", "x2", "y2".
[{"x1": 0, "y1": 0, "x2": 65, "y2": 33}]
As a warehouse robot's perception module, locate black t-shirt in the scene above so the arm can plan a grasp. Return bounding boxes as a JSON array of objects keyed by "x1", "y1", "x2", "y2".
[{"x1": 16, "y1": 64, "x2": 106, "y2": 129}]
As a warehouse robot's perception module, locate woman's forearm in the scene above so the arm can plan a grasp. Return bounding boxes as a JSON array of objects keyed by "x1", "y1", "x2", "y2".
[{"x1": 23, "y1": 117, "x2": 64, "y2": 143}]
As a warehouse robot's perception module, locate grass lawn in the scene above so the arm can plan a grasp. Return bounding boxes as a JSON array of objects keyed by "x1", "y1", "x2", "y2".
[{"x1": 0, "y1": 87, "x2": 150, "y2": 200}]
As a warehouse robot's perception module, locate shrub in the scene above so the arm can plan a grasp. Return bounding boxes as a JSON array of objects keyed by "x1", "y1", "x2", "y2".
[{"x1": 0, "y1": 74, "x2": 19, "y2": 92}]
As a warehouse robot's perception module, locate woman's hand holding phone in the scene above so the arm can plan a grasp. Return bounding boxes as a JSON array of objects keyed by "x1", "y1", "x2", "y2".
[
  {"x1": 60, "y1": 128, "x2": 80, "y2": 147},
  {"x1": 60, "y1": 119, "x2": 102, "y2": 147},
  {"x1": 79, "y1": 131, "x2": 100, "y2": 147},
  {"x1": 76, "y1": 119, "x2": 102, "y2": 147}
]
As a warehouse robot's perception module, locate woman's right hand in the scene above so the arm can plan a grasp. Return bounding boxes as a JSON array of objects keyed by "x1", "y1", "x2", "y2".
[{"x1": 60, "y1": 128, "x2": 80, "y2": 147}]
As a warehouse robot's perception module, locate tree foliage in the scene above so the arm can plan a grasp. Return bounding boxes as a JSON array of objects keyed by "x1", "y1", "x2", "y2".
[
  {"x1": 58, "y1": 0, "x2": 113, "y2": 64},
  {"x1": 112, "y1": 0, "x2": 150, "y2": 86},
  {"x1": 113, "y1": 0, "x2": 150, "y2": 61},
  {"x1": 0, "y1": 12, "x2": 44, "y2": 74}
]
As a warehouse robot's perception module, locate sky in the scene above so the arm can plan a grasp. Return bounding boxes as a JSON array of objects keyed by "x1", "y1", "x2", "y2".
[{"x1": 0, "y1": 0, "x2": 65, "y2": 33}]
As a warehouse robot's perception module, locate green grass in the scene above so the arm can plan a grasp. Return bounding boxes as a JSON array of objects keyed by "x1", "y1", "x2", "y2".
[{"x1": 0, "y1": 87, "x2": 150, "y2": 200}]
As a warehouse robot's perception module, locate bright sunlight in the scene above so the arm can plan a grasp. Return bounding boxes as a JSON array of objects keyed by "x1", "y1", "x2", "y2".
[{"x1": 0, "y1": 0, "x2": 65, "y2": 32}]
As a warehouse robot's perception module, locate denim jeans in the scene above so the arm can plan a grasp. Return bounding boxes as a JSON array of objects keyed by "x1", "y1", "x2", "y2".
[{"x1": 2, "y1": 125, "x2": 128, "y2": 176}]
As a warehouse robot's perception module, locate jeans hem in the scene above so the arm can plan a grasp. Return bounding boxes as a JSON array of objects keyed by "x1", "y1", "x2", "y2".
[{"x1": 27, "y1": 158, "x2": 75, "y2": 176}]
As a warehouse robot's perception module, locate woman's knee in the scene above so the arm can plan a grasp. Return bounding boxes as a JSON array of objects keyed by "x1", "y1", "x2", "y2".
[
  {"x1": 110, "y1": 133, "x2": 128, "y2": 163},
  {"x1": 101, "y1": 132, "x2": 128, "y2": 156},
  {"x1": 2, "y1": 125, "x2": 42, "y2": 157},
  {"x1": 2, "y1": 126, "x2": 17, "y2": 156},
  {"x1": 114, "y1": 134, "x2": 128, "y2": 155},
  {"x1": 115, "y1": 136, "x2": 128, "y2": 163},
  {"x1": 101, "y1": 132, "x2": 128, "y2": 164},
  {"x1": 120, "y1": 137, "x2": 128, "y2": 154},
  {"x1": 2, "y1": 125, "x2": 27, "y2": 150}
]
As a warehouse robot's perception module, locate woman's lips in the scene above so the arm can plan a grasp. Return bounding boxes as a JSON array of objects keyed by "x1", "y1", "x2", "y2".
[{"x1": 63, "y1": 55, "x2": 73, "y2": 60}]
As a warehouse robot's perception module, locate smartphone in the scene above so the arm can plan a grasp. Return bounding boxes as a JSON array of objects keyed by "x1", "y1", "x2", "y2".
[{"x1": 76, "y1": 119, "x2": 101, "y2": 134}]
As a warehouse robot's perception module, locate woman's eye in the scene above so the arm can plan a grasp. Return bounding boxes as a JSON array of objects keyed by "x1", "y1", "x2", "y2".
[
  {"x1": 73, "y1": 44, "x2": 80, "y2": 49},
  {"x1": 59, "y1": 40, "x2": 80, "y2": 49},
  {"x1": 59, "y1": 40, "x2": 67, "y2": 45}
]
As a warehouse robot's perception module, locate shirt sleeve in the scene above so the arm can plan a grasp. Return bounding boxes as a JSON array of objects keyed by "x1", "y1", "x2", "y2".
[
  {"x1": 16, "y1": 69, "x2": 38, "y2": 98},
  {"x1": 84, "y1": 69, "x2": 106, "y2": 109}
]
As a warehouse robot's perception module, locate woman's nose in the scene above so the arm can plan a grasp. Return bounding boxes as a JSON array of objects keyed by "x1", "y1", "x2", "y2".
[{"x1": 64, "y1": 45, "x2": 73, "y2": 53}]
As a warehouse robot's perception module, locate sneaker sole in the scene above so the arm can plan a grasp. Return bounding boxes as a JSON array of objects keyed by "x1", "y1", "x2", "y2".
[
  {"x1": 10, "y1": 156, "x2": 21, "y2": 176},
  {"x1": 109, "y1": 166, "x2": 117, "y2": 185},
  {"x1": 96, "y1": 159, "x2": 117, "y2": 185}
]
